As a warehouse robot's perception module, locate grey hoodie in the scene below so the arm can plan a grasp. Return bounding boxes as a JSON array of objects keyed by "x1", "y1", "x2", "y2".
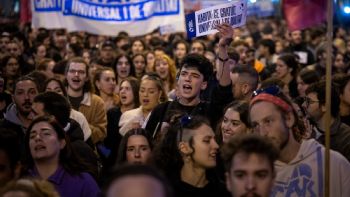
[
  {"x1": 272, "y1": 139, "x2": 350, "y2": 197},
  {"x1": 3, "y1": 103, "x2": 27, "y2": 134}
]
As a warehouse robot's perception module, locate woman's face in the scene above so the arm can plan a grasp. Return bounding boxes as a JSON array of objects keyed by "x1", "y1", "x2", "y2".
[
  {"x1": 334, "y1": 53, "x2": 345, "y2": 70},
  {"x1": 89, "y1": 63, "x2": 103, "y2": 79},
  {"x1": 155, "y1": 58, "x2": 169, "y2": 80},
  {"x1": 45, "y1": 61, "x2": 55, "y2": 78},
  {"x1": 45, "y1": 80, "x2": 64, "y2": 95},
  {"x1": 296, "y1": 76, "x2": 308, "y2": 97},
  {"x1": 65, "y1": 47, "x2": 75, "y2": 60},
  {"x1": 4, "y1": 57, "x2": 19, "y2": 77},
  {"x1": 29, "y1": 121, "x2": 65, "y2": 162},
  {"x1": 275, "y1": 59, "x2": 290, "y2": 79},
  {"x1": 131, "y1": 40, "x2": 144, "y2": 54},
  {"x1": 175, "y1": 43, "x2": 187, "y2": 59},
  {"x1": 126, "y1": 135, "x2": 151, "y2": 164},
  {"x1": 116, "y1": 56, "x2": 131, "y2": 79},
  {"x1": 221, "y1": 108, "x2": 248, "y2": 143},
  {"x1": 96, "y1": 70, "x2": 116, "y2": 95},
  {"x1": 139, "y1": 79, "x2": 161, "y2": 111},
  {"x1": 133, "y1": 55, "x2": 146, "y2": 77},
  {"x1": 36, "y1": 45, "x2": 46, "y2": 59},
  {"x1": 185, "y1": 124, "x2": 219, "y2": 168},
  {"x1": 146, "y1": 52, "x2": 155, "y2": 68},
  {"x1": 119, "y1": 81, "x2": 135, "y2": 106},
  {"x1": 83, "y1": 51, "x2": 91, "y2": 64}
]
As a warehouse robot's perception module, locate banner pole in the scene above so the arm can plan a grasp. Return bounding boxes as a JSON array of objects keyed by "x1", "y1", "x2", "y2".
[{"x1": 324, "y1": 0, "x2": 333, "y2": 197}]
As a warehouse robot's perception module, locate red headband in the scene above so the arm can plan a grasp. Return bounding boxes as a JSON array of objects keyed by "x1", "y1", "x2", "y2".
[{"x1": 250, "y1": 93, "x2": 292, "y2": 112}]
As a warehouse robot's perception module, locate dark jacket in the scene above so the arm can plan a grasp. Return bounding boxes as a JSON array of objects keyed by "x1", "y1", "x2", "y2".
[
  {"x1": 317, "y1": 117, "x2": 350, "y2": 162},
  {"x1": 146, "y1": 84, "x2": 233, "y2": 140}
]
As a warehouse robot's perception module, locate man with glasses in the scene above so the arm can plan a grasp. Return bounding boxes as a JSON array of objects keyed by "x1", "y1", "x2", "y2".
[
  {"x1": 303, "y1": 81, "x2": 350, "y2": 162},
  {"x1": 249, "y1": 85, "x2": 350, "y2": 196},
  {"x1": 65, "y1": 57, "x2": 107, "y2": 145}
]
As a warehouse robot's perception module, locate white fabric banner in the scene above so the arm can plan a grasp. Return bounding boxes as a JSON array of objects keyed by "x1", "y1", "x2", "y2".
[
  {"x1": 185, "y1": 0, "x2": 247, "y2": 39},
  {"x1": 32, "y1": 0, "x2": 186, "y2": 36}
]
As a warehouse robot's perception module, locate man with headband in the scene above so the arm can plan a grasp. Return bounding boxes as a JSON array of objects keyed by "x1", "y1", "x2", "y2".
[{"x1": 249, "y1": 85, "x2": 350, "y2": 197}]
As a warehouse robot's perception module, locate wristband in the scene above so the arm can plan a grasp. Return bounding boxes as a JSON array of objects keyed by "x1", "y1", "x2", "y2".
[{"x1": 217, "y1": 56, "x2": 229, "y2": 62}]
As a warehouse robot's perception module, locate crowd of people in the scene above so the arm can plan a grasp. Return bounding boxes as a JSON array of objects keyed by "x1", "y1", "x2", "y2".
[{"x1": 1, "y1": 16, "x2": 350, "y2": 197}]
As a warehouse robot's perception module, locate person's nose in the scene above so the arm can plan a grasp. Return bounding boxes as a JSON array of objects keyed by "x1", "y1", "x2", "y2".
[
  {"x1": 134, "y1": 149, "x2": 141, "y2": 158},
  {"x1": 245, "y1": 176, "x2": 257, "y2": 192}
]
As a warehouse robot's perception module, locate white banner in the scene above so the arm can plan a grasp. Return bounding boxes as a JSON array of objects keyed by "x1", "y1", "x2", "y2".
[
  {"x1": 185, "y1": 0, "x2": 247, "y2": 39},
  {"x1": 32, "y1": 0, "x2": 186, "y2": 36}
]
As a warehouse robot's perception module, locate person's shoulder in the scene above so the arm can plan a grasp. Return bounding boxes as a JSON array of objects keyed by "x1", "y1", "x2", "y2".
[
  {"x1": 91, "y1": 93, "x2": 104, "y2": 103},
  {"x1": 107, "y1": 106, "x2": 122, "y2": 116}
]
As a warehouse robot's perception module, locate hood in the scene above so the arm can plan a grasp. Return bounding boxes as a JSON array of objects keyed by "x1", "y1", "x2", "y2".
[
  {"x1": 276, "y1": 139, "x2": 321, "y2": 166},
  {"x1": 3, "y1": 103, "x2": 23, "y2": 126}
]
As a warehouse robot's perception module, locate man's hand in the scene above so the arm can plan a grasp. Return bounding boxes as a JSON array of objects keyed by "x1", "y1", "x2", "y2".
[{"x1": 216, "y1": 23, "x2": 234, "y2": 47}]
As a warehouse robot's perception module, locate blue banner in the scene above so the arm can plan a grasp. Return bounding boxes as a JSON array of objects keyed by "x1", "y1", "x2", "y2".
[
  {"x1": 32, "y1": 0, "x2": 185, "y2": 36},
  {"x1": 34, "y1": 0, "x2": 62, "y2": 11}
]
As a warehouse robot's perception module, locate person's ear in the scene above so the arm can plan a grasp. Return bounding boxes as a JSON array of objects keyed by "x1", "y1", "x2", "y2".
[
  {"x1": 285, "y1": 110, "x2": 296, "y2": 128},
  {"x1": 60, "y1": 139, "x2": 66, "y2": 150},
  {"x1": 242, "y1": 83, "x2": 250, "y2": 95},
  {"x1": 178, "y1": 141, "x2": 192, "y2": 155}
]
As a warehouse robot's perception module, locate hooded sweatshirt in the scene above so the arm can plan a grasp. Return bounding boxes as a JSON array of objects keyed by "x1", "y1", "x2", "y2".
[
  {"x1": 2, "y1": 103, "x2": 27, "y2": 133},
  {"x1": 272, "y1": 139, "x2": 350, "y2": 197}
]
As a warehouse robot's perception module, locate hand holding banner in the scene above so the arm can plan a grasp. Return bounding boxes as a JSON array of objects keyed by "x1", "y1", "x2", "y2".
[{"x1": 185, "y1": 0, "x2": 247, "y2": 39}]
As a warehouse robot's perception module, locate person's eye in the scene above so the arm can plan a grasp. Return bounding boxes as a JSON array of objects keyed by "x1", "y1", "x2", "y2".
[
  {"x1": 127, "y1": 147, "x2": 134, "y2": 152},
  {"x1": 257, "y1": 172, "x2": 268, "y2": 179},
  {"x1": 42, "y1": 131, "x2": 51, "y2": 136},
  {"x1": 232, "y1": 122, "x2": 240, "y2": 127},
  {"x1": 29, "y1": 133, "x2": 36, "y2": 139},
  {"x1": 234, "y1": 172, "x2": 245, "y2": 179}
]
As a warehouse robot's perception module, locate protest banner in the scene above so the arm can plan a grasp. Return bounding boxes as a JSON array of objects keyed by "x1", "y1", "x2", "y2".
[
  {"x1": 32, "y1": 0, "x2": 186, "y2": 36},
  {"x1": 185, "y1": 0, "x2": 247, "y2": 39}
]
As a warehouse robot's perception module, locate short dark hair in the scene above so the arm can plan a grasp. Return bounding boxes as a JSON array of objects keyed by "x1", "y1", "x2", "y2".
[
  {"x1": 258, "y1": 39, "x2": 275, "y2": 54},
  {"x1": 298, "y1": 67, "x2": 321, "y2": 85},
  {"x1": 13, "y1": 76, "x2": 39, "y2": 94},
  {"x1": 33, "y1": 92, "x2": 71, "y2": 126},
  {"x1": 333, "y1": 73, "x2": 350, "y2": 94},
  {"x1": 231, "y1": 64, "x2": 259, "y2": 90},
  {"x1": 221, "y1": 134, "x2": 279, "y2": 173},
  {"x1": 103, "y1": 164, "x2": 173, "y2": 197},
  {"x1": 180, "y1": 53, "x2": 213, "y2": 82},
  {"x1": 305, "y1": 81, "x2": 340, "y2": 118}
]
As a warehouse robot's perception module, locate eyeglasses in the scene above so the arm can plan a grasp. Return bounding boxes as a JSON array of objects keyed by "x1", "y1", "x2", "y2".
[
  {"x1": 179, "y1": 115, "x2": 192, "y2": 142},
  {"x1": 303, "y1": 97, "x2": 320, "y2": 107},
  {"x1": 252, "y1": 85, "x2": 281, "y2": 98},
  {"x1": 68, "y1": 69, "x2": 86, "y2": 75}
]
